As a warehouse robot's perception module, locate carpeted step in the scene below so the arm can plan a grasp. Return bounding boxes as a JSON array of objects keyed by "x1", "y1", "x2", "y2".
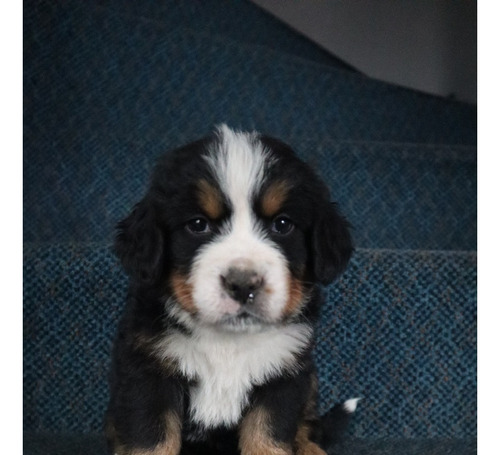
[
  {"x1": 24, "y1": 1, "x2": 476, "y2": 153},
  {"x1": 301, "y1": 141, "x2": 476, "y2": 251},
  {"x1": 24, "y1": 140, "x2": 476, "y2": 250},
  {"x1": 24, "y1": 1, "x2": 477, "y2": 452},
  {"x1": 22, "y1": 432, "x2": 477, "y2": 455},
  {"x1": 25, "y1": 0, "x2": 351, "y2": 70},
  {"x1": 24, "y1": 0, "x2": 476, "y2": 246},
  {"x1": 98, "y1": 0, "x2": 354, "y2": 69},
  {"x1": 23, "y1": 243, "x2": 476, "y2": 440}
]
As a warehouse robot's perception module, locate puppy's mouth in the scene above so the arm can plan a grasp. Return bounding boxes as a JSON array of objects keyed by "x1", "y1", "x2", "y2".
[{"x1": 217, "y1": 308, "x2": 270, "y2": 332}]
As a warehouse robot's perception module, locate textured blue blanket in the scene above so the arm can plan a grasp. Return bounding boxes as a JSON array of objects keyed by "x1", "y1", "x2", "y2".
[
  {"x1": 23, "y1": 0, "x2": 476, "y2": 452},
  {"x1": 24, "y1": 244, "x2": 476, "y2": 439}
]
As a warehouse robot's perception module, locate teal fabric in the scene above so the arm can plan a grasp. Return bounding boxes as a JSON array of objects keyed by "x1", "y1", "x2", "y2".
[
  {"x1": 23, "y1": 434, "x2": 476, "y2": 455},
  {"x1": 24, "y1": 0, "x2": 476, "y2": 246},
  {"x1": 23, "y1": 244, "x2": 476, "y2": 439},
  {"x1": 23, "y1": 0, "x2": 477, "y2": 452}
]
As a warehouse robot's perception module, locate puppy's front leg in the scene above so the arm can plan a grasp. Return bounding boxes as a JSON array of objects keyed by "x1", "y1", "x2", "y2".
[
  {"x1": 239, "y1": 406, "x2": 293, "y2": 455},
  {"x1": 239, "y1": 406, "x2": 327, "y2": 455},
  {"x1": 238, "y1": 369, "x2": 328, "y2": 455},
  {"x1": 294, "y1": 423, "x2": 327, "y2": 455},
  {"x1": 106, "y1": 354, "x2": 185, "y2": 455},
  {"x1": 107, "y1": 409, "x2": 182, "y2": 455}
]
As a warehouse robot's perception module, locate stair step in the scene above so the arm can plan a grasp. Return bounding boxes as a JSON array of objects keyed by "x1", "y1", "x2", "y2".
[
  {"x1": 24, "y1": 140, "x2": 476, "y2": 250},
  {"x1": 316, "y1": 247, "x2": 476, "y2": 438},
  {"x1": 23, "y1": 243, "x2": 476, "y2": 438},
  {"x1": 24, "y1": 3, "x2": 476, "y2": 148},
  {"x1": 95, "y1": 0, "x2": 350, "y2": 69},
  {"x1": 22, "y1": 433, "x2": 477, "y2": 455},
  {"x1": 297, "y1": 141, "x2": 476, "y2": 251}
]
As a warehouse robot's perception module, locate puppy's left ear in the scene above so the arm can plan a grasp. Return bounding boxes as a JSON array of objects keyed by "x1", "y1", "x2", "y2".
[{"x1": 312, "y1": 202, "x2": 353, "y2": 285}]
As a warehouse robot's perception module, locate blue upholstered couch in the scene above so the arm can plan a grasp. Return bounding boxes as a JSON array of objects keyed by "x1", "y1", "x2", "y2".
[{"x1": 24, "y1": 1, "x2": 476, "y2": 453}]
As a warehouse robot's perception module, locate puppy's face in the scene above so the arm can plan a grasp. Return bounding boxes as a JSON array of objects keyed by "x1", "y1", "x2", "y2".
[{"x1": 116, "y1": 126, "x2": 352, "y2": 332}]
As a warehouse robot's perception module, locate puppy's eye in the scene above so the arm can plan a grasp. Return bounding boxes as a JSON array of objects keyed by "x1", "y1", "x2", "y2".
[
  {"x1": 186, "y1": 217, "x2": 211, "y2": 234},
  {"x1": 271, "y1": 216, "x2": 295, "y2": 235}
]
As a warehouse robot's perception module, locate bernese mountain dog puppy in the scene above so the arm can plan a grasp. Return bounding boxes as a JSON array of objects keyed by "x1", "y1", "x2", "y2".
[{"x1": 106, "y1": 125, "x2": 357, "y2": 455}]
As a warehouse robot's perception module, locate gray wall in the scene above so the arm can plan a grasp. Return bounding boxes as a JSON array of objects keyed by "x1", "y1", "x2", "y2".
[{"x1": 251, "y1": 0, "x2": 476, "y2": 104}]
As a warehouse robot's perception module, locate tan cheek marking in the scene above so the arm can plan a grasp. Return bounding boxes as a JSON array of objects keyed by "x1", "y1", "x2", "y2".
[
  {"x1": 197, "y1": 179, "x2": 224, "y2": 220},
  {"x1": 170, "y1": 272, "x2": 197, "y2": 315},
  {"x1": 239, "y1": 407, "x2": 293, "y2": 455},
  {"x1": 261, "y1": 180, "x2": 291, "y2": 218},
  {"x1": 283, "y1": 274, "x2": 306, "y2": 318}
]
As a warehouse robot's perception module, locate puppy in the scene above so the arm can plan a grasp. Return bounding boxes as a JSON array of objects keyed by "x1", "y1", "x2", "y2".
[{"x1": 106, "y1": 125, "x2": 356, "y2": 455}]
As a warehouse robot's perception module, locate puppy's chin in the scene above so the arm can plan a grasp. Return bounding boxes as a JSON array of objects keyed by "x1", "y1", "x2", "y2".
[
  {"x1": 216, "y1": 311, "x2": 272, "y2": 333},
  {"x1": 167, "y1": 300, "x2": 279, "y2": 334}
]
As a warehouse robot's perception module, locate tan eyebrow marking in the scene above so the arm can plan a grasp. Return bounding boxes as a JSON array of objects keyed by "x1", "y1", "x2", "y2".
[
  {"x1": 197, "y1": 179, "x2": 224, "y2": 219},
  {"x1": 260, "y1": 180, "x2": 291, "y2": 218}
]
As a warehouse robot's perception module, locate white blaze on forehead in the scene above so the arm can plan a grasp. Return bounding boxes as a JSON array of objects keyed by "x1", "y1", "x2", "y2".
[{"x1": 204, "y1": 124, "x2": 271, "y2": 224}]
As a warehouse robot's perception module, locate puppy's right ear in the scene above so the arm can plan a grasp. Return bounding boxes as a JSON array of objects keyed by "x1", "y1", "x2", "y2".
[
  {"x1": 311, "y1": 201, "x2": 353, "y2": 285},
  {"x1": 114, "y1": 198, "x2": 164, "y2": 286}
]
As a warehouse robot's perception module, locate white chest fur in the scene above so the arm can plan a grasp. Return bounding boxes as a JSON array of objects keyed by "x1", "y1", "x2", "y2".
[{"x1": 155, "y1": 323, "x2": 312, "y2": 429}]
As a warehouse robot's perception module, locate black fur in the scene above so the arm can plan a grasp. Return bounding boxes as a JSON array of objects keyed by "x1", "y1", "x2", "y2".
[{"x1": 106, "y1": 127, "x2": 354, "y2": 454}]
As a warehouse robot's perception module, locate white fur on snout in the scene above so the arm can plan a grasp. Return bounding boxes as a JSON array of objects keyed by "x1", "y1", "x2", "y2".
[{"x1": 190, "y1": 228, "x2": 289, "y2": 325}]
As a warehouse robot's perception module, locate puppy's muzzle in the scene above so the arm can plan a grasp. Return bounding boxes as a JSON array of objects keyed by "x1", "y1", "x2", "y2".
[{"x1": 220, "y1": 267, "x2": 264, "y2": 305}]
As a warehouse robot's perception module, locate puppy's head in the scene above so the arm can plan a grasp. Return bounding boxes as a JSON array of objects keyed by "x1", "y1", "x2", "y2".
[{"x1": 115, "y1": 125, "x2": 352, "y2": 332}]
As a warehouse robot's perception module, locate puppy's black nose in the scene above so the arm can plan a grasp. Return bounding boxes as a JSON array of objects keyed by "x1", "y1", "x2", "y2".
[{"x1": 221, "y1": 268, "x2": 264, "y2": 304}]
